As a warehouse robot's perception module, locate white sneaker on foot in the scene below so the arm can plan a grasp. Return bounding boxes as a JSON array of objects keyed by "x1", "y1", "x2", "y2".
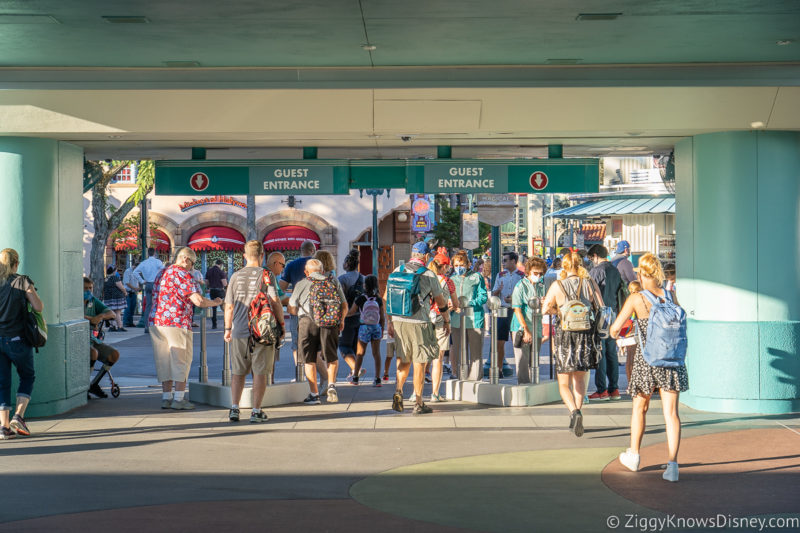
[
  {"x1": 663, "y1": 462, "x2": 679, "y2": 482},
  {"x1": 619, "y1": 449, "x2": 640, "y2": 472},
  {"x1": 326, "y1": 386, "x2": 338, "y2": 403}
]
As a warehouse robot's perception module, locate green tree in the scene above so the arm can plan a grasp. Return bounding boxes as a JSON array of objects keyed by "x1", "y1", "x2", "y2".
[
  {"x1": 86, "y1": 160, "x2": 155, "y2": 297},
  {"x1": 432, "y1": 198, "x2": 462, "y2": 251}
]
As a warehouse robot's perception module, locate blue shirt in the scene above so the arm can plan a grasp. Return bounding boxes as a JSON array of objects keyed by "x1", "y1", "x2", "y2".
[
  {"x1": 281, "y1": 256, "x2": 311, "y2": 289},
  {"x1": 134, "y1": 256, "x2": 164, "y2": 283}
]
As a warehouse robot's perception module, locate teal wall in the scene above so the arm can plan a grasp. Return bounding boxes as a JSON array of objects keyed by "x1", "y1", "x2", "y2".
[
  {"x1": 676, "y1": 131, "x2": 800, "y2": 414},
  {"x1": 0, "y1": 138, "x2": 89, "y2": 417}
]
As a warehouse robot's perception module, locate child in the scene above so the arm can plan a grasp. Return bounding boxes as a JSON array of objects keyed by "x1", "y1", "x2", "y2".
[{"x1": 348, "y1": 275, "x2": 385, "y2": 386}]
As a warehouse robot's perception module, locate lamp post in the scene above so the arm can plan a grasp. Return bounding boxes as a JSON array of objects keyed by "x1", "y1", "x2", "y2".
[{"x1": 361, "y1": 189, "x2": 390, "y2": 275}]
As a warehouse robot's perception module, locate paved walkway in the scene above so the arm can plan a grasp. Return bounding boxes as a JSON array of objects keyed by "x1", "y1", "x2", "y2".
[{"x1": 1, "y1": 321, "x2": 799, "y2": 531}]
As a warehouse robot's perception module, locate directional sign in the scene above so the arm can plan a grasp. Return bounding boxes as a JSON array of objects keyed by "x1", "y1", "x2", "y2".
[
  {"x1": 156, "y1": 158, "x2": 599, "y2": 196},
  {"x1": 190, "y1": 172, "x2": 209, "y2": 192},
  {"x1": 530, "y1": 171, "x2": 548, "y2": 191}
]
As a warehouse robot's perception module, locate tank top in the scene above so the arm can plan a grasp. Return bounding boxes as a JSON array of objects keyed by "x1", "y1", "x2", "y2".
[{"x1": 0, "y1": 274, "x2": 29, "y2": 338}]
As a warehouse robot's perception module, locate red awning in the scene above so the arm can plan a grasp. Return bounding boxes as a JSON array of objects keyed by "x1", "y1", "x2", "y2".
[
  {"x1": 263, "y1": 226, "x2": 320, "y2": 251},
  {"x1": 188, "y1": 227, "x2": 245, "y2": 251},
  {"x1": 114, "y1": 229, "x2": 171, "y2": 252}
]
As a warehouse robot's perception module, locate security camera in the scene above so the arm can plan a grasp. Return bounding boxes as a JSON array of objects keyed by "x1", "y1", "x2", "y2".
[{"x1": 400, "y1": 135, "x2": 412, "y2": 142}]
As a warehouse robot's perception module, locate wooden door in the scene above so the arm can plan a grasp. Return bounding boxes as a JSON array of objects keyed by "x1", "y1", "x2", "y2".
[{"x1": 377, "y1": 246, "x2": 393, "y2": 296}]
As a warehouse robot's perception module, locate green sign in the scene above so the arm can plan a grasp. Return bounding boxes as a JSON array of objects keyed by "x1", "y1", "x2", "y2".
[
  {"x1": 419, "y1": 161, "x2": 508, "y2": 193},
  {"x1": 155, "y1": 158, "x2": 599, "y2": 196},
  {"x1": 249, "y1": 161, "x2": 349, "y2": 195}
]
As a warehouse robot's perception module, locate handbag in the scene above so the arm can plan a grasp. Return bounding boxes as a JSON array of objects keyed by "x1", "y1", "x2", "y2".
[{"x1": 19, "y1": 276, "x2": 47, "y2": 351}]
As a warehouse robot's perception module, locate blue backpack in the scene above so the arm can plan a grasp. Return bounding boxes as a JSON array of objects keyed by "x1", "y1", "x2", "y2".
[
  {"x1": 386, "y1": 264, "x2": 427, "y2": 317},
  {"x1": 636, "y1": 289, "x2": 687, "y2": 368}
]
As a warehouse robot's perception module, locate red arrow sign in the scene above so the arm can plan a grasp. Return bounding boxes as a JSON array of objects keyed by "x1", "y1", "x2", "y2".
[
  {"x1": 529, "y1": 171, "x2": 548, "y2": 191},
  {"x1": 190, "y1": 172, "x2": 209, "y2": 192}
]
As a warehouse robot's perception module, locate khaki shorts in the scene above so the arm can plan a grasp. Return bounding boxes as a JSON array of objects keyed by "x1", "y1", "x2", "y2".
[
  {"x1": 230, "y1": 336, "x2": 275, "y2": 376},
  {"x1": 435, "y1": 324, "x2": 450, "y2": 352},
  {"x1": 150, "y1": 325, "x2": 193, "y2": 383},
  {"x1": 393, "y1": 320, "x2": 438, "y2": 365},
  {"x1": 93, "y1": 343, "x2": 118, "y2": 365}
]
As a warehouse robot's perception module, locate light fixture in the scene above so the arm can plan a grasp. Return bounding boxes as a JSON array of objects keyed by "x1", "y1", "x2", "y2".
[
  {"x1": 576, "y1": 13, "x2": 622, "y2": 21},
  {"x1": 362, "y1": 44, "x2": 377, "y2": 51},
  {"x1": 750, "y1": 121, "x2": 766, "y2": 129},
  {"x1": 0, "y1": 14, "x2": 59, "y2": 24},
  {"x1": 397, "y1": 212, "x2": 408, "y2": 223},
  {"x1": 545, "y1": 58, "x2": 583, "y2": 64},
  {"x1": 777, "y1": 40, "x2": 793, "y2": 46},
  {"x1": 102, "y1": 16, "x2": 149, "y2": 24},
  {"x1": 107, "y1": 135, "x2": 122, "y2": 139},
  {"x1": 164, "y1": 61, "x2": 201, "y2": 68}
]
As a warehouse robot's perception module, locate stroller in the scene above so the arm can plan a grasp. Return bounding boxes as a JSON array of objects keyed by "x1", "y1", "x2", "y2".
[{"x1": 89, "y1": 323, "x2": 121, "y2": 399}]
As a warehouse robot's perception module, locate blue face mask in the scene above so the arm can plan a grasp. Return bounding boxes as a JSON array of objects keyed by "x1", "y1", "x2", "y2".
[
  {"x1": 454, "y1": 266, "x2": 467, "y2": 276},
  {"x1": 84, "y1": 290, "x2": 93, "y2": 301}
]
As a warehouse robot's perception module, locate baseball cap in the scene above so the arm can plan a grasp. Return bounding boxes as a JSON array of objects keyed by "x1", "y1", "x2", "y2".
[
  {"x1": 615, "y1": 240, "x2": 631, "y2": 253},
  {"x1": 434, "y1": 253, "x2": 450, "y2": 265},
  {"x1": 412, "y1": 241, "x2": 430, "y2": 254}
]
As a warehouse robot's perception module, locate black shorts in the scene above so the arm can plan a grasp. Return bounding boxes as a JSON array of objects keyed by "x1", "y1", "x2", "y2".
[
  {"x1": 298, "y1": 316, "x2": 339, "y2": 364},
  {"x1": 496, "y1": 314, "x2": 512, "y2": 341},
  {"x1": 338, "y1": 318, "x2": 359, "y2": 355}
]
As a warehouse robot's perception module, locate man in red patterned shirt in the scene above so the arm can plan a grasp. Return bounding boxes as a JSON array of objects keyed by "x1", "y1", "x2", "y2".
[{"x1": 149, "y1": 247, "x2": 222, "y2": 410}]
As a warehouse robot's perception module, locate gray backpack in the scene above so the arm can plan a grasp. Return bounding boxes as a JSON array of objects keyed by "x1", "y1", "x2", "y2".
[{"x1": 556, "y1": 278, "x2": 594, "y2": 332}]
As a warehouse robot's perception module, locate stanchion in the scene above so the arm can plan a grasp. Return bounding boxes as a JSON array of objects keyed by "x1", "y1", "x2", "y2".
[
  {"x1": 458, "y1": 296, "x2": 471, "y2": 381},
  {"x1": 222, "y1": 338, "x2": 231, "y2": 386},
  {"x1": 487, "y1": 296, "x2": 506, "y2": 385},
  {"x1": 529, "y1": 296, "x2": 542, "y2": 384},
  {"x1": 294, "y1": 317, "x2": 306, "y2": 382},
  {"x1": 548, "y1": 316, "x2": 554, "y2": 380},
  {"x1": 198, "y1": 308, "x2": 208, "y2": 383}
]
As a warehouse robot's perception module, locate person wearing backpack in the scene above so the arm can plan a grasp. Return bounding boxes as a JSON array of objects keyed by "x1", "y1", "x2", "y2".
[
  {"x1": 0, "y1": 249, "x2": 43, "y2": 439},
  {"x1": 338, "y1": 250, "x2": 365, "y2": 382},
  {"x1": 384, "y1": 241, "x2": 449, "y2": 414},
  {"x1": 288, "y1": 258, "x2": 348, "y2": 404},
  {"x1": 541, "y1": 251, "x2": 604, "y2": 438},
  {"x1": 587, "y1": 244, "x2": 623, "y2": 401},
  {"x1": 223, "y1": 240, "x2": 284, "y2": 423},
  {"x1": 427, "y1": 253, "x2": 458, "y2": 402},
  {"x1": 347, "y1": 275, "x2": 385, "y2": 387},
  {"x1": 610, "y1": 253, "x2": 688, "y2": 483}
]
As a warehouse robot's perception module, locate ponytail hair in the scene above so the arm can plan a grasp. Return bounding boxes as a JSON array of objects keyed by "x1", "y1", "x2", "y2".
[
  {"x1": 558, "y1": 251, "x2": 590, "y2": 280},
  {"x1": 0, "y1": 248, "x2": 19, "y2": 284}
]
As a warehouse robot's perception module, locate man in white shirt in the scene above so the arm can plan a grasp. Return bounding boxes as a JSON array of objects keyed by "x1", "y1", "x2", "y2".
[
  {"x1": 122, "y1": 261, "x2": 144, "y2": 327},
  {"x1": 491, "y1": 252, "x2": 524, "y2": 375},
  {"x1": 134, "y1": 248, "x2": 164, "y2": 334}
]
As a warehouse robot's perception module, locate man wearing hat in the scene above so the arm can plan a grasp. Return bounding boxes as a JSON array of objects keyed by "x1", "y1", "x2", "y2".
[
  {"x1": 610, "y1": 240, "x2": 637, "y2": 285},
  {"x1": 385, "y1": 241, "x2": 450, "y2": 415}
]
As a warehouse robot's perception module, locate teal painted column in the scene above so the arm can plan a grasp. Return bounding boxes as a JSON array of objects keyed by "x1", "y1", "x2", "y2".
[
  {"x1": 675, "y1": 131, "x2": 800, "y2": 414},
  {"x1": 0, "y1": 138, "x2": 89, "y2": 417}
]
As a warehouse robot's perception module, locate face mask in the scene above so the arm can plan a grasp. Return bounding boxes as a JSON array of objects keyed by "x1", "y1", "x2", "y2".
[
  {"x1": 454, "y1": 266, "x2": 467, "y2": 276},
  {"x1": 84, "y1": 290, "x2": 93, "y2": 301},
  {"x1": 529, "y1": 275, "x2": 542, "y2": 284}
]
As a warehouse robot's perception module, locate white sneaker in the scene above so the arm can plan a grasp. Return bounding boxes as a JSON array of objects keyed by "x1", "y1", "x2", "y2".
[
  {"x1": 619, "y1": 449, "x2": 640, "y2": 472},
  {"x1": 408, "y1": 393, "x2": 417, "y2": 402},
  {"x1": 663, "y1": 462, "x2": 679, "y2": 482},
  {"x1": 326, "y1": 386, "x2": 338, "y2": 403}
]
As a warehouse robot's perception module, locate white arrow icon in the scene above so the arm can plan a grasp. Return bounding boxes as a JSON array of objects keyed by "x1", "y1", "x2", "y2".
[
  {"x1": 534, "y1": 175, "x2": 544, "y2": 188},
  {"x1": 194, "y1": 175, "x2": 204, "y2": 189}
]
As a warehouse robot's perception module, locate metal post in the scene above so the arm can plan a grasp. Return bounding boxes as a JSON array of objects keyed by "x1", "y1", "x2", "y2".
[
  {"x1": 372, "y1": 192, "x2": 379, "y2": 275},
  {"x1": 457, "y1": 296, "x2": 472, "y2": 381},
  {"x1": 531, "y1": 305, "x2": 541, "y2": 384},
  {"x1": 491, "y1": 225, "x2": 501, "y2": 286},
  {"x1": 548, "y1": 316, "x2": 554, "y2": 380},
  {"x1": 222, "y1": 338, "x2": 231, "y2": 386},
  {"x1": 296, "y1": 323, "x2": 306, "y2": 382},
  {"x1": 199, "y1": 308, "x2": 208, "y2": 383},
  {"x1": 490, "y1": 307, "x2": 499, "y2": 385}
]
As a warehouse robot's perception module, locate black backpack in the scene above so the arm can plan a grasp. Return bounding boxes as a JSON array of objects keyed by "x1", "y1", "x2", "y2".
[{"x1": 345, "y1": 274, "x2": 364, "y2": 306}]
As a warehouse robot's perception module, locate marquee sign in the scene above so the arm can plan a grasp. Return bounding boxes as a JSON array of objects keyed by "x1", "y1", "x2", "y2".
[{"x1": 179, "y1": 195, "x2": 247, "y2": 212}]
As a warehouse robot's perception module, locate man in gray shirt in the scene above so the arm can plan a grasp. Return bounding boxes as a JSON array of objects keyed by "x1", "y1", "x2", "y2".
[
  {"x1": 224, "y1": 240, "x2": 284, "y2": 423},
  {"x1": 288, "y1": 259, "x2": 348, "y2": 404}
]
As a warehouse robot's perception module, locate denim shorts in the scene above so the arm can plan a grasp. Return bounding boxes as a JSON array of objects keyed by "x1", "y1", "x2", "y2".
[{"x1": 358, "y1": 324, "x2": 382, "y2": 343}]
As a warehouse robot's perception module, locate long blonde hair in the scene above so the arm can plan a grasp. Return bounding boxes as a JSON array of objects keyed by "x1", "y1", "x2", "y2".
[
  {"x1": 558, "y1": 251, "x2": 589, "y2": 280},
  {"x1": 637, "y1": 253, "x2": 665, "y2": 285},
  {"x1": 0, "y1": 248, "x2": 19, "y2": 284},
  {"x1": 314, "y1": 250, "x2": 335, "y2": 274}
]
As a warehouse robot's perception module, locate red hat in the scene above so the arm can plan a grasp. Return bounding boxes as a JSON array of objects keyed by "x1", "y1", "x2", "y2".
[{"x1": 434, "y1": 252, "x2": 451, "y2": 265}]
